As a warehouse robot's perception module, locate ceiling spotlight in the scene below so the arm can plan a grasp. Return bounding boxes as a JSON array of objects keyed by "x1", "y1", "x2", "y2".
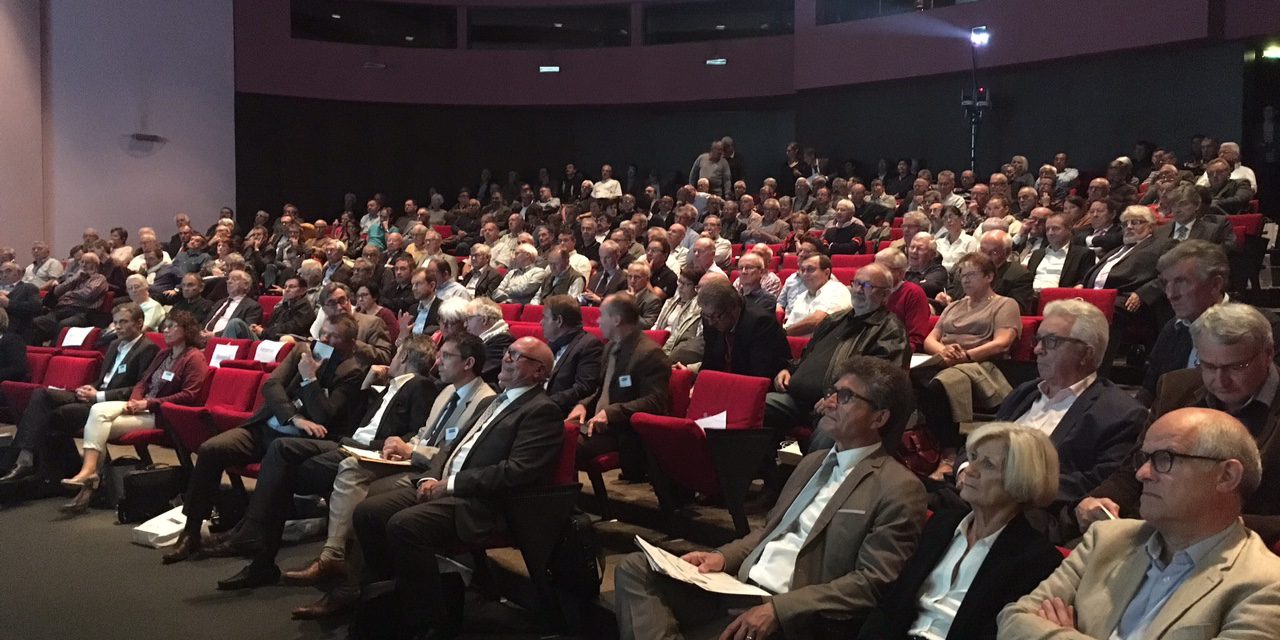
[
  {"x1": 404, "y1": 36, "x2": 415, "y2": 42},
  {"x1": 706, "y1": 58, "x2": 727, "y2": 66},
  {"x1": 714, "y1": 24, "x2": 726, "y2": 31},
  {"x1": 553, "y1": 22, "x2": 564, "y2": 28},
  {"x1": 331, "y1": 13, "x2": 341, "y2": 19},
  {"x1": 1263, "y1": 44, "x2": 1280, "y2": 59},
  {"x1": 970, "y1": 26, "x2": 990, "y2": 48},
  {"x1": 539, "y1": 65, "x2": 561, "y2": 73}
]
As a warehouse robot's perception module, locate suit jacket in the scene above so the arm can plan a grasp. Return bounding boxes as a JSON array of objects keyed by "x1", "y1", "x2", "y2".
[
  {"x1": 0, "y1": 332, "x2": 27, "y2": 382},
  {"x1": 347, "y1": 374, "x2": 437, "y2": 451},
  {"x1": 1093, "y1": 368, "x2": 1280, "y2": 544},
  {"x1": 1208, "y1": 178, "x2": 1255, "y2": 215},
  {"x1": 995, "y1": 377, "x2": 1148, "y2": 504},
  {"x1": 260, "y1": 296, "x2": 317, "y2": 341},
  {"x1": 2, "y1": 281, "x2": 43, "y2": 339},
  {"x1": 1026, "y1": 243, "x2": 1096, "y2": 290},
  {"x1": 632, "y1": 288, "x2": 662, "y2": 329},
  {"x1": 460, "y1": 266, "x2": 502, "y2": 300},
  {"x1": 546, "y1": 329, "x2": 605, "y2": 413},
  {"x1": 1076, "y1": 223, "x2": 1123, "y2": 254},
  {"x1": 581, "y1": 329, "x2": 671, "y2": 428},
  {"x1": 96, "y1": 336, "x2": 161, "y2": 401},
  {"x1": 858, "y1": 510, "x2": 1062, "y2": 640},
  {"x1": 1154, "y1": 213, "x2": 1236, "y2": 253},
  {"x1": 206, "y1": 296, "x2": 264, "y2": 334},
  {"x1": 379, "y1": 280, "x2": 416, "y2": 315},
  {"x1": 1081, "y1": 236, "x2": 1173, "y2": 306},
  {"x1": 248, "y1": 346, "x2": 369, "y2": 440},
  {"x1": 480, "y1": 330, "x2": 515, "y2": 386},
  {"x1": 352, "y1": 310, "x2": 394, "y2": 365},
  {"x1": 170, "y1": 296, "x2": 215, "y2": 326},
  {"x1": 409, "y1": 378, "x2": 497, "y2": 468},
  {"x1": 700, "y1": 305, "x2": 790, "y2": 380},
  {"x1": 404, "y1": 297, "x2": 443, "y2": 340},
  {"x1": 130, "y1": 346, "x2": 209, "y2": 412},
  {"x1": 788, "y1": 307, "x2": 909, "y2": 406},
  {"x1": 947, "y1": 261, "x2": 1034, "y2": 314},
  {"x1": 998, "y1": 519, "x2": 1280, "y2": 640},
  {"x1": 423, "y1": 386, "x2": 564, "y2": 540},
  {"x1": 586, "y1": 268, "x2": 627, "y2": 302},
  {"x1": 1143, "y1": 307, "x2": 1280, "y2": 395},
  {"x1": 322, "y1": 262, "x2": 352, "y2": 286},
  {"x1": 717, "y1": 448, "x2": 927, "y2": 639}
]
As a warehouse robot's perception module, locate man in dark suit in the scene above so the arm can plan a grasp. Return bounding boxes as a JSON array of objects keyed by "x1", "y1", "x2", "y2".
[
  {"x1": 613, "y1": 356, "x2": 927, "y2": 640},
  {"x1": 0, "y1": 303, "x2": 159, "y2": 482},
  {"x1": 351, "y1": 336, "x2": 563, "y2": 638},
  {"x1": 1078, "y1": 303, "x2": 1280, "y2": 546},
  {"x1": 1027, "y1": 212, "x2": 1096, "y2": 292},
  {"x1": 1154, "y1": 182, "x2": 1236, "y2": 253},
  {"x1": 939, "y1": 230, "x2": 1034, "y2": 314},
  {"x1": 1080, "y1": 207, "x2": 1173, "y2": 321},
  {"x1": 581, "y1": 240, "x2": 627, "y2": 307},
  {"x1": 1205, "y1": 158, "x2": 1256, "y2": 215},
  {"x1": 989, "y1": 299, "x2": 1147, "y2": 541},
  {"x1": 539, "y1": 295, "x2": 605, "y2": 413},
  {"x1": 378, "y1": 255, "x2": 416, "y2": 315},
  {"x1": 254, "y1": 275, "x2": 317, "y2": 341},
  {"x1": 0, "y1": 260, "x2": 43, "y2": 342},
  {"x1": 624, "y1": 261, "x2": 663, "y2": 328},
  {"x1": 168, "y1": 273, "x2": 215, "y2": 326},
  {"x1": 202, "y1": 269, "x2": 263, "y2": 339},
  {"x1": 165, "y1": 313, "x2": 371, "y2": 563},
  {"x1": 458, "y1": 244, "x2": 502, "y2": 300},
  {"x1": 463, "y1": 298, "x2": 514, "y2": 386},
  {"x1": 210, "y1": 336, "x2": 439, "y2": 589},
  {"x1": 321, "y1": 240, "x2": 353, "y2": 286},
  {"x1": 697, "y1": 280, "x2": 790, "y2": 380},
  {"x1": 570, "y1": 292, "x2": 671, "y2": 481},
  {"x1": 0, "y1": 309, "x2": 26, "y2": 383}
]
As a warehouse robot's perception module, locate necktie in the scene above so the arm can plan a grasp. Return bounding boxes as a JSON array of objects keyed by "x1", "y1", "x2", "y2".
[
  {"x1": 723, "y1": 331, "x2": 735, "y2": 372},
  {"x1": 596, "y1": 345, "x2": 620, "y2": 412},
  {"x1": 442, "y1": 391, "x2": 508, "y2": 477},
  {"x1": 205, "y1": 298, "x2": 232, "y2": 332},
  {"x1": 1174, "y1": 225, "x2": 1188, "y2": 241},
  {"x1": 737, "y1": 452, "x2": 840, "y2": 583},
  {"x1": 424, "y1": 391, "x2": 461, "y2": 447}
]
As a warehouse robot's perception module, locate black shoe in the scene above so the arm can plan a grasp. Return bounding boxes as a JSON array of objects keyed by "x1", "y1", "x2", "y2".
[
  {"x1": 216, "y1": 562, "x2": 280, "y2": 590},
  {"x1": 0, "y1": 462, "x2": 35, "y2": 483},
  {"x1": 202, "y1": 536, "x2": 264, "y2": 559}
]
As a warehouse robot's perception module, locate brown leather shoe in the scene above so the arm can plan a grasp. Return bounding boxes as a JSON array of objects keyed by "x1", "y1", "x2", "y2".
[
  {"x1": 161, "y1": 532, "x2": 202, "y2": 565},
  {"x1": 290, "y1": 592, "x2": 357, "y2": 620},
  {"x1": 283, "y1": 557, "x2": 348, "y2": 586}
]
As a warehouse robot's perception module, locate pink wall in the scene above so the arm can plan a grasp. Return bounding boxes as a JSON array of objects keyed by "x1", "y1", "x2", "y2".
[{"x1": 0, "y1": 0, "x2": 46, "y2": 250}]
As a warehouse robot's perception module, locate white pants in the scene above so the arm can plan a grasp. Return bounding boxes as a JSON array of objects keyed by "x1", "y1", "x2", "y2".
[{"x1": 82, "y1": 401, "x2": 156, "y2": 452}]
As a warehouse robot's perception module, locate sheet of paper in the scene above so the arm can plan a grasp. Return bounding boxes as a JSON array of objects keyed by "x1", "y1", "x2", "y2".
[
  {"x1": 910, "y1": 353, "x2": 937, "y2": 369},
  {"x1": 634, "y1": 536, "x2": 770, "y2": 597},
  {"x1": 342, "y1": 444, "x2": 411, "y2": 466},
  {"x1": 209, "y1": 343, "x2": 240, "y2": 368},
  {"x1": 694, "y1": 411, "x2": 728, "y2": 431},
  {"x1": 254, "y1": 340, "x2": 285, "y2": 363},
  {"x1": 778, "y1": 440, "x2": 804, "y2": 466},
  {"x1": 62, "y1": 326, "x2": 93, "y2": 347}
]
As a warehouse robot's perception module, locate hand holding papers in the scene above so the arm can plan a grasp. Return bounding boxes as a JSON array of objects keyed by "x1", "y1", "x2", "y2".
[
  {"x1": 634, "y1": 536, "x2": 769, "y2": 597},
  {"x1": 342, "y1": 445, "x2": 411, "y2": 466}
]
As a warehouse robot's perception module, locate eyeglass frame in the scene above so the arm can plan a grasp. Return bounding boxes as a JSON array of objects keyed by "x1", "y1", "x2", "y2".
[
  {"x1": 1129, "y1": 448, "x2": 1227, "y2": 474},
  {"x1": 1032, "y1": 333, "x2": 1089, "y2": 350},
  {"x1": 825, "y1": 385, "x2": 881, "y2": 410}
]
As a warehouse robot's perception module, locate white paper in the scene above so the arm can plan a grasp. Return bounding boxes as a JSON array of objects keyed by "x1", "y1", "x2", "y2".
[
  {"x1": 634, "y1": 536, "x2": 770, "y2": 597},
  {"x1": 694, "y1": 411, "x2": 728, "y2": 431},
  {"x1": 910, "y1": 353, "x2": 937, "y2": 369},
  {"x1": 209, "y1": 343, "x2": 240, "y2": 368},
  {"x1": 253, "y1": 340, "x2": 285, "y2": 363},
  {"x1": 62, "y1": 326, "x2": 93, "y2": 347},
  {"x1": 778, "y1": 441, "x2": 804, "y2": 466},
  {"x1": 342, "y1": 444, "x2": 411, "y2": 466}
]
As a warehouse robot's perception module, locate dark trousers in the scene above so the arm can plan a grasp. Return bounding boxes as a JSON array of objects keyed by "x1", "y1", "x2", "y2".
[
  {"x1": 576, "y1": 423, "x2": 647, "y2": 480},
  {"x1": 353, "y1": 485, "x2": 462, "y2": 632},
  {"x1": 238, "y1": 438, "x2": 344, "y2": 564},
  {"x1": 181, "y1": 421, "x2": 283, "y2": 535},
  {"x1": 12, "y1": 387, "x2": 92, "y2": 479},
  {"x1": 31, "y1": 307, "x2": 90, "y2": 346}
]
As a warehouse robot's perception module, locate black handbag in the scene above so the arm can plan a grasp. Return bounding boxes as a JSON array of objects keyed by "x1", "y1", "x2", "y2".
[{"x1": 116, "y1": 464, "x2": 185, "y2": 524}]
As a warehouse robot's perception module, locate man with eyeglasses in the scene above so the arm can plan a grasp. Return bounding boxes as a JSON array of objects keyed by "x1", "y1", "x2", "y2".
[
  {"x1": 782, "y1": 254, "x2": 852, "y2": 337},
  {"x1": 293, "y1": 282, "x2": 393, "y2": 365},
  {"x1": 614, "y1": 356, "x2": 926, "y2": 640},
  {"x1": 697, "y1": 280, "x2": 790, "y2": 381},
  {"x1": 1002, "y1": 407, "x2": 1280, "y2": 640},
  {"x1": 1078, "y1": 303, "x2": 1280, "y2": 546},
  {"x1": 969, "y1": 300, "x2": 1147, "y2": 542}
]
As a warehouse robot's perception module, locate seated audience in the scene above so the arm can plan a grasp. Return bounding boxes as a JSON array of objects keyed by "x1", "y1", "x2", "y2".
[
  {"x1": 207, "y1": 336, "x2": 439, "y2": 591},
  {"x1": 1076, "y1": 198, "x2": 1123, "y2": 255},
  {"x1": 624, "y1": 260, "x2": 663, "y2": 328},
  {"x1": 653, "y1": 266, "x2": 705, "y2": 364},
  {"x1": 429, "y1": 257, "x2": 471, "y2": 303},
  {"x1": 378, "y1": 255, "x2": 416, "y2": 315},
  {"x1": 913, "y1": 252, "x2": 1020, "y2": 469},
  {"x1": 1203, "y1": 157, "x2": 1256, "y2": 215},
  {"x1": 24, "y1": 240, "x2": 64, "y2": 291},
  {"x1": 614, "y1": 357, "x2": 927, "y2": 640},
  {"x1": 353, "y1": 282, "x2": 399, "y2": 344},
  {"x1": 169, "y1": 273, "x2": 215, "y2": 325},
  {"x1": 491, "y1": 244, "x2": 546, "y2": 305},
  {"x1": 539, "y1": 295, "x2": 605, "y2": 413},
  {"x1": 1153, "y1": 182, "x2": 1235, "y2": 251},
  {"x1": 874, "y1": 248, "x2": 930, "y2": 353},
  {"x1": 463, "y1": 298, "x2": 514, "y2": 385},
  {"x1": 350, "y1": 337, "x2": 562, "y2": 639},
  {"x1": 734, "y1": 252, "x2": 779, "y2": 314},
  {"x1": 397, "y1": 266, "x2": 443, "y2": 340},
  {"x1": 1080, "y1": 205, "x2": 1171, "y2": 326},
  {"x1": 823, "y1": 198, "x2": 867, "y2": 255},
  {"x1": 165, "y1": 313, "x2": 371, "y2": 563},
  {"x1": 990, "y1": 300, "x2": 1147, "y2": 539},
  {"x1": 31, "y1": 251, "x2": 107, "y2": 345},
  {"x1": 697, "y1": 280, "x2": 790, "y2": 380},
  {"x1": 0, "y1": 260, "x2": 43, "y2": 341},
  {"x1": 582, "y1": 240, "x2": 626, "y2": 306},
  {"x1": 858, "y1": 422, "x2": 1063, "y2": 640},
  {"x1": 531, "y1": 248, "x2": 586, "y2": 305},
  {"x1": 782, "y1": 254, "x2": 852, "y2": 337},
  {"x1": 61, "y1": 311, "x2": 208, "y2": 513},
  {"x1": 0, "y1": 308, "x2": 26, "y2": 383},
  {"x1": 570, "y1": 293, "x2": 671, "y2": 482},
  {"x1": 1002, "y1": 408, "x2": 1280, "y2": 639},
  {"x1": 201, "y1": 269, "x2": 263, "y2": 339},
  {"x1": 905, "y1": 232, "x2": 948, "y2": 300},
  {"x1": 645, "y1": 237, "x2": 679, "y2": 299},
  {"x1": 934, "y1": 206, "x2": 977, "y2": 271},
  {"x1": 458, "y1": 244, "x2": 501, "y2": 300},
  {"x1": 938, "y1": 230, "x2": 1034, "y2": 314},
  {"x1": 1028, "y1": 212, "x2": 1095, "y2": 292},
  {"x1": 1078, "y1": 303, "x2": 1280, "y2": 545},
  {"x1": 1012, "y1": 206, "x2": 1051, "y2": 264}
]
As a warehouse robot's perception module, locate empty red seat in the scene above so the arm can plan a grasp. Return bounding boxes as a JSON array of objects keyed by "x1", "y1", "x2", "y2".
[
  {"x1": 145, "y1": 332, "x2": 166, "y2": 349},
  {"x1": 831, "y1": 254, "x2": 874, "y2": 269},
  {"x1": 508, "y1": 321, "x2": 545, "y2": 342},
  {"x1": 643, "y1": 330, "x2": 670, "y2": 347},
  {"x1": 1227, "y1": 213, "x2": 1263, "y2": 236},
  {"x1": 831, "y1": 267, "x2": 859, "y2": 285},
  {"x1": 782, "y1": 254, "x2": 799, "y2": 269},
  {"x1": 257, "y1": 295, "x2": 282, "y2": 324},
  {"x1": 433, "y1": 225, "x2": 454, "y2": 239},
  {"x1": 787, "y1": 336, "x2": 808, "y2": 360},
  {"x1": 1012, "y1": 316, "x2": 1042, "y2": 362},
  {"x1": 25, "y1": 351, "x2": 53, "y2": 384},
  {"x1": 499, "y1": 303, "x2": 523, "y2": 322},
  {"x1": 580, "y1": 306, "x2": 601, "y2": 326},
  {"x1": 204, "y1": 337, "x2": 253, "y2": 366},
  {"x1": 1, "y1": 355, "x2": 101, "y2": 417},
  {"x1": 518, "y1": 304, "x2": 544, "y2": 323}
]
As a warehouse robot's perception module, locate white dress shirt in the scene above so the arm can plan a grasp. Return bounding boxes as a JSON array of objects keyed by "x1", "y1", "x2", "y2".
[
  {"x1": 1092, "y1": 243, "x2": 1138, "y2": 289},
  {"x1": 907, "y1": 513, "x2": 1008, "y2": 640},
  {"x1": 1017, "y1": 373, "x2": 1097, "y2": 437},
  {"x1": 98, "y1": 334, "x2": 145, "y2": 401},
  {"x1": 784, "y1": 279, "x2": 852, "y2": 333},
  {"x1": 1031, "y1": 244, "x2": 1069, "y2": 291},
  {"x1": 748, "y1": 443, "x2": 880, "y2": 593},
  {"x1": 441, "y1": 385, "x2": 534, "y2": 491},
  {"x1": 211, "y1": 296, "x2": 245, "y2": 334},
  {"x1": 351, "y1": 373, "x2": 415, "y2": 445},
  {"x1": 936, "y1": 232, "x2": 978, "y2": 271}
]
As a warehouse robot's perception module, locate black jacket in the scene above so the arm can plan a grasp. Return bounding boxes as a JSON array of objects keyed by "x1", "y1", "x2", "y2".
[
  {"x1": 0, "y1": 332, "x2": 28, "y2": 383},
  {"x1": 2, "y1": 281, "x2": 43, "y2": 340},
  {"x1": 460, "y1": 267, "x2": 503, "y2": 300},
  {"x1": 1025, "y1": 244, "x2": 1096, "y2": 290},
  {"x1": 97, "y1": 337, "x2": 162, "y2": 401},
  {"x1": 546, "y1": 329, "x2": 605, "y2": 413},
  {"x1": 346, "y1": 374, "x2": 438, "y2": 451},
  {"x1": 1153, "y1": 213, "x2": 1236, "y2": 253},
  {"x1": 1143, "y1": 306, "x2": 1280, "y2": 396},
  {"x1": 205, "y1": 296, "x2": 264, "y2": 335},
  {"x1": 700, "y1": 305, "x2": 790, "y2": 381},
  {"x1": 260, "y1": 296, "x2": 317, "y2": 341},
  {"x1": 248, "y1": 347, "x2": 369, "y2": 441}
]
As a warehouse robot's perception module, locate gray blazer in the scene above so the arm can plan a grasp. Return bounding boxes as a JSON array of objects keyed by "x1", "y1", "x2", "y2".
[{"x1": 410, "y1": 378, "x2": 497, "y2": 468}]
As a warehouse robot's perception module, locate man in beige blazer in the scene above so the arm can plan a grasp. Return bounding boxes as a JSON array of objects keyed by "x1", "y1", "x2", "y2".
[
  {"x1": 999, "y1": 407, "x2": 1280, "y2": 640},
  {"x1": 613, "y1": 356, "x2": 927, "y2": 640}
]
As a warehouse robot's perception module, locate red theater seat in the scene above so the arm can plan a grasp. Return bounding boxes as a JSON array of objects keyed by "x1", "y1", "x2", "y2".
[{"x1": 1, "y1": 355, "x2": 101, "y2": 417}]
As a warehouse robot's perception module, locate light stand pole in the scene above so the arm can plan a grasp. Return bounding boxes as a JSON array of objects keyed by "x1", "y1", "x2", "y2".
[{"x1": 962, "y1": 26, "x2": 990, "y2": 173}]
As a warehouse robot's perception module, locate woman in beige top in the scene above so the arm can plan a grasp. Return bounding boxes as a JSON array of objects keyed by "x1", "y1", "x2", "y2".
[{"x1": 913, "y1": 252, "x2": 1020, "y2": 479}]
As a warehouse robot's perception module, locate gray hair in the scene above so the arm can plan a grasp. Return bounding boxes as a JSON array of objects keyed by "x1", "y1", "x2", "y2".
[
  {"x1": 902, "y1": 211, "x2": 929, "y2": 228},
  {"x1": 515, "y1": 243, "x2": 539, "y2": 259},
  {"x1": 1119, "y1": 205, "x2": 1156, "y2": 226},
  {"x1": 1156, "y1": 239, "x2": 1228, "y2": 282},
  {"x1": 966, "y1": 422, "x2": 1060, "y2": 508},
  {"x1": 1185, "y1": 410, "x2": 1263, "y2": 498},
  {"x1": 912, "y1": 231, "x2": 939, "y2": 253},
  {"x1": 466, "y1": 297, "x2": 503, "y2": 322},
  {"x1": 438, "y1": 298, "x2": 470, "y2": 324},
  {"x1": 1042, "y1": 299, "x2": 1110, "y2": 368},
  {"x1": 874, "y1": 247, "x2": 907, "y2": 271},
  {"x1": 1191, "y1": 303, "x2": 1274, "y2": 351}
]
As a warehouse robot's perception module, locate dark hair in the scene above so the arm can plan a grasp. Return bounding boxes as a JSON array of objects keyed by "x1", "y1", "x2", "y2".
[
  {"x1": 835, "y1": 356, "x2": 915, "y2": 444},
  {"x1": 114, "y1": 301, "x2": 146, "y2": 324},
  {"x1": 448, "y1": 333, "x2": 486, "y2": 376},
  {"x1": 110, "y1": 227, "x2": 128, "y2": 242},
  {"x1": 647, "y1": 236, "x2": 671, "y2": 256},
  {"x1": 283, "y1": 275, "x2": 305, "y2": 289},
  {"x1": 394, "y1": 255, "x2": 416, "y2": 269},
  {"x1": 357, "y1": 280, "x2": 381, "y2": 300},
  {"x1": 163, "y1": 310, "x2": 204, "y2": 348},
  {"x1": 543, "y1": 295, "x2": 582, "y2": 328},
  {"x1": 697, "y1": 280, "x2": 743, "y2": 313},
  {"x1": 679, "y1": 265, "x2": 707, "y2": 284}
]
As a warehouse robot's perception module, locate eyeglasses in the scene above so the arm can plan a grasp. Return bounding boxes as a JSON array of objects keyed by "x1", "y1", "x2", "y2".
[
  {"x1": 1129, "y1": 449, "x2": 1226, "y2": 473},
  {"x1": 851, "y1": 279, "x2": 889, "y2": 292},
  {"x1": 1032, "y1": 333, "x2": 1088, "y2": 350},
  {"x1": 503, "y1": 347, "x2": 543, "y2": 366},
  {"x1": 1199, "y1": 355, "x2": 1258, "y2": 376},
  {"x1": 825, "y1": 386, "x2": 879, "y2": 409}
]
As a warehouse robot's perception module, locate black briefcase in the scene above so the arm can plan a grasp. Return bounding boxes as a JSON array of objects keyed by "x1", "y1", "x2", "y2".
[{"x1": 116, "y1": 464, "x2": 184, "y2": 524}]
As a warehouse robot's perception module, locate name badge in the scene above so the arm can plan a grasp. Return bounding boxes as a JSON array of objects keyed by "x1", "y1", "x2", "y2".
[
  {"x1": 619, "y1": 375, "x2": 633, "y2": 388},
  {"x1": 294, "y1": 398, "x2": 304, "y2": 409},
  {"x1": 161, "y1": 371, "x2": 175, "y2": 382},
  {"x1": 444, "y1": 427, "x2": 459, "y2": 441},
  {"x1": 118, "y1": 364, "x2": 128, "y2": 374}
]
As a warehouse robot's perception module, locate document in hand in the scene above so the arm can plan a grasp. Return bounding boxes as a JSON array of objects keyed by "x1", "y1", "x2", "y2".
[
  {"x1": 634, "y1": 535, "x2": 770, "y2": 597},
  {"x1": 341, "y1": 444, "x2": 411, "y2": 466}
]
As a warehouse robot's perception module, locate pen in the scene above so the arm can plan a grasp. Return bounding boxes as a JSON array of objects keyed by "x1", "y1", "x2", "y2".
[{"x1": 1098, "y1": 505, "x2": 1117, "y2": 520}]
